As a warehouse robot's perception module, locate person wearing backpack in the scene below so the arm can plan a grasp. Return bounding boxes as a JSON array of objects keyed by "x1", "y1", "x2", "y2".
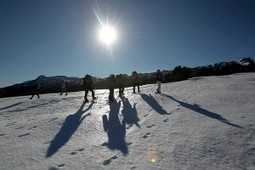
[
  {"x1": 107, "y1": 74, "x2": 116, "y2": 103},
  {"x1": 30, "y1": 80, "x2": 40, "y2": 99},
  {"x1": 60, "y1": 80, "x2": 68, "y2": 96},
  {"x1": 83, "y1": 74, "x2": 96, "y2": 103},
  {"x1": 155, "y1": 69, "x2": 163, "y2": 94},
  {"x1": 132, "y1": 71, "x2": 140, "y2": 93},
  {"x1": 116, "y1": 74, "x2": 125, "y2": 97}
]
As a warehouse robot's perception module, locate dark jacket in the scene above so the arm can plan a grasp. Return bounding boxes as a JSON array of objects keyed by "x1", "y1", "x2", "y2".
[
  {"x1": 32, "y1": 81, "x2": 39, "y2": 91},
  {"x1": 156, "y1": 71, "x2": 163, "y2": 82},
  {"x1": 107, "y1": 74, "x2": 116, "y2": 89},
  {"x1": 83, "y1": 75, "x2": 94, "y2": 89},
  {"x1": 116, "y1": 74, "x2": 125, "y2": 87},
  {"x1": 132, "y1": 71, "x2": 139, "y2": 83}
]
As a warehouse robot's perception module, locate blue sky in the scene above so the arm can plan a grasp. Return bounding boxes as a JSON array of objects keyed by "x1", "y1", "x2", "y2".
[{"x1": 0, "y1": 0, "x2": 255, "y2": 87}]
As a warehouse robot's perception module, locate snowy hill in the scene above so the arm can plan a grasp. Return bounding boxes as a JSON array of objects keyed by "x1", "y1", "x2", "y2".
[{"x1": 0, "y1": 73, "x2": 255, "y2": 170}]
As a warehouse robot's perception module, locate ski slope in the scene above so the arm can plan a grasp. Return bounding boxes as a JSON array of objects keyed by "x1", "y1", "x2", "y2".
[{"x1": 0, "y1": 73, "x2": 255, "y2": 170}]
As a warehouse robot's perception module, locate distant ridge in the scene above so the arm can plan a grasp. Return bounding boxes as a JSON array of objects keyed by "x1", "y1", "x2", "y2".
[{"x1": 0, "y1": 57, "x2": 254, "y2": 98}]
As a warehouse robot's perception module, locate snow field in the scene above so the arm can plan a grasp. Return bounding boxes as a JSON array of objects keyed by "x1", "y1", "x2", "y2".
[{"x1": 0, "y1": 73, "x2": 255, "y2": 170}]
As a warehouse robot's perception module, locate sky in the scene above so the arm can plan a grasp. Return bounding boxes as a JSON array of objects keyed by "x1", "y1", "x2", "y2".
[{"x1": 0, "y1": 0, "x2": 255, "y2": 87}]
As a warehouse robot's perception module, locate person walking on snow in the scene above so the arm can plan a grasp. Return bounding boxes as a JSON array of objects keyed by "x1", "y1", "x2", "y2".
[
  {"x1": 107, "y1": 74, "x2": 116, "y2": 103},
  {"x1": 116, "y1": 74, "x2": 125, "y2": 97},
  {"x1": 60, "y1": 80, "x2": 68, "y2": 96},
  {"x1": 30, "y1": 80, "x2": 40, "y2": 99},
  {"x1": 156, "y1": 69, "x2": 163, "y2": 94},
  {"x1": 83, "y1": 74, "x2": 96, "y2": 103},
  {"x1": 132, "y1": 71, "x2": 140, "y2": 93}
]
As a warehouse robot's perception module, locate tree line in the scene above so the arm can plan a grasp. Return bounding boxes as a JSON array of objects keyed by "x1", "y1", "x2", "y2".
[{"x1": 0, "y1": 57, "x2": 254, "y2": 98}]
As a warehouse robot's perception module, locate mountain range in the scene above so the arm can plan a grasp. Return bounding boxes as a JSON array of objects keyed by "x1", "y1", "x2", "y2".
[{"x1": 0, "y1": 57, "x2": 254, "y2": 98}]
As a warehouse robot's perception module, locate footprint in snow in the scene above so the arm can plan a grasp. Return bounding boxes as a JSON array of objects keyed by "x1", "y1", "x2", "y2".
[
  {"x1": 164, "y1": 118, "x2": 169, "y2": 122},
  {"x1": 127, "y1": 124, "x2": 133, "y2": 129},
  {"x1": 70, "y1": 151, "x2": 78, "y2": 155},
  {"x1": 127, "y1": 142, "x2": 132, "y2": 146},
  {"x1": 101, "y1": 142, "x2": 108, "y2": 146},
  {"x1": 147, "y1": 124, "x2": 155, "y2": 128},
  {"x1": 28, "y1": 126, "x2": 37, "y2": 130},
  {"x1": 112, "y1": 155, "x2": 117, "y2": 159},
  {"x1": 103, "y1": 155, "x2": 118, "y2": 166},
  {"x1": 0, "y1": 133, "x2": 6, "y2": 136},
  {"x1": 57, "y1": 164, "x2": 65, "y2": 168},
  {"x1": 77, "y1": 148, "x2": 84, "y2": 152},
  {"x1": 144, "y1": 114, "x2": 148, "y2": 117},
  {"x1": 48, "y1": 166, "x2": 58, "y2": 170},
  {"x1": 49, "y1": 117, "x2": 58, "y2": 122},
  {"x1": 18, "y1": 133, "x2": 30, "y2": 137},
  {"x1": 143, "y1": 133, "x2": 151, "y2": 139},
  {"x1": 70, "y1": 148, "x2": 85, "y2": 155},
  {"x1": 5, "y1": 122, "x2": 16, "y2": 127},
  {"x1": 103, "y1": 159, "x2": 111, "y2": 166},
  {"x1": 15, "y1": 126, "x2": 24, "y2": 130}
]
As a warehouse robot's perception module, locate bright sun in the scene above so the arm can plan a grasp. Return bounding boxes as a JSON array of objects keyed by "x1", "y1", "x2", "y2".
[{"x1": 98, "y1": 24, "x2": 117, "y2": 46}]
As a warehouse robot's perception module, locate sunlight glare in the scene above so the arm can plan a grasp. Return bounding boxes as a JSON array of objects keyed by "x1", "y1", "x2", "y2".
[{"x1": 98, "y1": 24, "x2": 117, "y2": 46}]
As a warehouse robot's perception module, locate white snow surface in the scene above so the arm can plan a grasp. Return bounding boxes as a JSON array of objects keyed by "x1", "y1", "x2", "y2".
[{"x1": 0, "y1": 73, "x2": 255, "y2": 170}]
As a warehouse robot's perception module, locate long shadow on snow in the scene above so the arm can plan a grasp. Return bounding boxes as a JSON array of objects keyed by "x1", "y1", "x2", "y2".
[
  {"x1": 161, "y1": 93, "x2": 243, "y2": 128},
  {"x1": 121, "y1": 96, "x2": 140, "y2": 128},
  {"x1": 8, "y1": 102, "x2": 50, "y2": 113},
  {"x1": 104, "y1": 101, "x2": 128, "y2": 155},
  {"x1": 0, "y1": 102, "x2": 23, "y2": 110},
  {"x1": 140, "y1": 93, "x2": 168, "y2": 115},
  {"x1": 46, "y1": 102, "x2": 93, "y2": 158}
]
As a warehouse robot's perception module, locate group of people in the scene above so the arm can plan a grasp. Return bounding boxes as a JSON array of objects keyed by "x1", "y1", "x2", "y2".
[
  {"x1": 29, "y1": 79, "x2": 68, "y2": 99},
  {"x1": 83, "y1": 69, "x2": 163, "y2": 103},
  {"x1": 29, "y1": 69, "x2": 164, "y2": 102},
  {"x1": 83, "y1": 71, "x2": 141, "y2": 103}
]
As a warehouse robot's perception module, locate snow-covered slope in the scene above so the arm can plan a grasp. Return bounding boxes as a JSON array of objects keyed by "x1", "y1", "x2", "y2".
[{"x1": 0, "y1": 73, "x2": 254, "y2": 170}]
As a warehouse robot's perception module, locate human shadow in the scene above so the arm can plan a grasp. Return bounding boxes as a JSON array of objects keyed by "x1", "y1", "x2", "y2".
[
  {"x1": 121, "y1": 97, "x2": 140, "y2": 128},
  {"x1": 7, "y1": 103, "x2": 49, "y2": 113},
  {"x1": 104, "y1": 101, "x2": 128, "y2": 155},
  {"x1": 140, "y1": 93, "x2": 168, "y2": 115},
  {"x1": 46, "y1": 102, "x2": 93, "y2": 158},
  {"x1": 161, "y1": 93, "x2": 243, "y2": 128},
  {"x1": 0, "y1": 102, "x2": 23, "y2": 110}
]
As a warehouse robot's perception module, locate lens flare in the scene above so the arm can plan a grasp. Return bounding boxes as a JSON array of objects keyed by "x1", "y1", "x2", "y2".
[{"x1": 149, "y1": 155, "x2": 157, "y2": 163}]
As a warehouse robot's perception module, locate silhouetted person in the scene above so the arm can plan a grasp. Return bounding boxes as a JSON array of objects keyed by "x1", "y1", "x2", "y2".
[
  {"x1": 155, "y1": 69, "x2": 163, "y2": 94},
  {"x1": 108, "y1": 74, "x2": 116, "y2": 103},
  {"x1": 60, "y1": 80, "x2": 68, "y2": 96},
  {"x1": 116, "y1": 74, "x2": 125, "y2": 96},
  {"x1": 83, "y1": 74, "x2": 96, "y2": 103},
  {"x1": 132, "y1": 71, "x2": 140, "y2": 93},
  {"x1": 30, "y1": 80, "x2": 40, "y2": 99}
]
